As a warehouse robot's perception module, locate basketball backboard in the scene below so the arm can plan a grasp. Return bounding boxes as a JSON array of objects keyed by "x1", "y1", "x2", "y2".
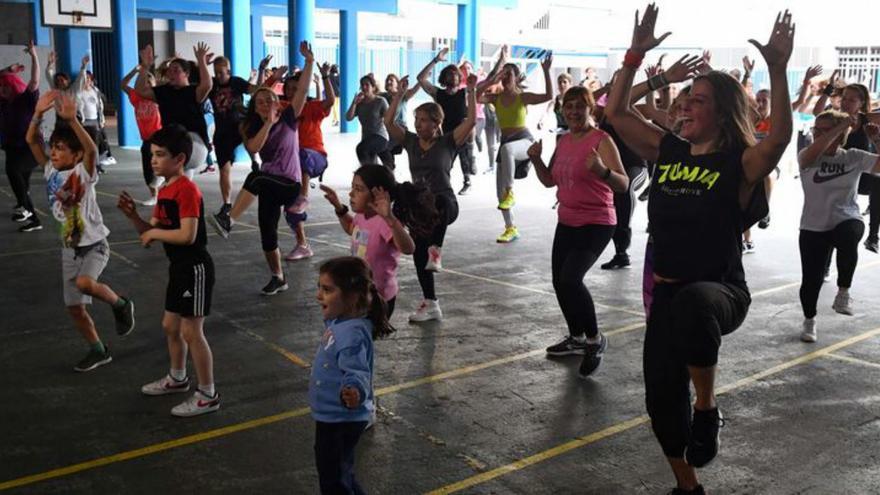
[{"x1": 41, "y1": 0, "x2": 113, "y2": 30}]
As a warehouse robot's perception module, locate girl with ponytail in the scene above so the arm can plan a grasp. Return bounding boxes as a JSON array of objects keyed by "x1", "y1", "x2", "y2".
[
  {"x1": 321, "y1": 165, "x2": 437, "y2": 317},
  {"x1": 310, "y1": 256, "x2": 391, "y2": 494}
]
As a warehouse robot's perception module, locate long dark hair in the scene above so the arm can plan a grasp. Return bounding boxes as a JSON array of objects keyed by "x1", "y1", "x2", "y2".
[
  {"x1": 319, "y1": 257, "x2": 394, "y2": 339},
  {"x1": 354, "y1": 165, "x2": 439, "y2": 238},
  {"x1": 240, "y1": 87, "x2": 279, "y2": 138}
]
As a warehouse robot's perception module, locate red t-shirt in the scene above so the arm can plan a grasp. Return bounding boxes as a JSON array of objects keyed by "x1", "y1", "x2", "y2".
[
  {"x1": 125, "y1": 88, "x2": 162, "y2": 140},
  {"x1": 152, "y1": 176, "x2": 208, "y2": 263},
  {"x1": 298, "y1": 100, "x2": 331, "y2": 155}
]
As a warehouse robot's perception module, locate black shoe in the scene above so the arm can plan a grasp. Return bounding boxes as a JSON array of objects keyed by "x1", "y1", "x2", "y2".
[
  {"x1": 209, "y1": 211, "x2": 231, "y2": 239},
  {"x1": 758, "y1": 214, "x2": 770, "y2": 229},
  {"x1": 638, "y1": 185, "x2": 650, "y2": 202},
  {"x1": 18, "y1": 217, "x2": 42, "y2": 232},
  {"x1": 12, "y1": 209, "x2": 32, "y2": 222},
  {"x1": 600, "y1": 254, "x2": 630, "y2": 270},
  {"x1": 113, "y1": 297, "x2": 136, "y2": 336},
  {"x1": 545, "y1": 335, "x2": 588, "y2": 356},
  {"x1": 865, "y1": 236, "x2": 879, "y2": 253},
  {"x1": 686, "y1": 407, "x2": 724, "y2": 468},
  {"x1": 74, "y1": 346, "x2": 112, "y2": 372},
  {"x1": 458, "y1": 181, "x2": 471, "y2": 196},
  {"x1": 578, "y1": 333, "x2": 607, "y2": 378},
  {"x1": 218, "y1": 203, "x2": 232, "y2": 215},
  {"x1": 261, "y1": 276, "x2": 289, "y2": 296},
  {"x1": 667, "y1": 485, "x2": 706, "y2": 495}
]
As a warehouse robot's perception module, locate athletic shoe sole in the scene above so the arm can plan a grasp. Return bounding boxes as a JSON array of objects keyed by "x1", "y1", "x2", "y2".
[
  {"x1": 208, "y1": 216, "x2": 230, "y2": 239},
  {"x1": 142, "y1": 382, "x2": 191, "y2": 396},
  {"x1": 19, "y1": 224, "x2": 43, "y2": 232},
  {"x1": 74, "y1": 355, "x2": 113, "y2": 372},
  {"x1": 546, "y1": 349, "x2": 587, "y2": 357},
  {"x1": 171, "y1": 402, "x2": 220, "y2": 417},
  {"x1": 261, "y1": 284, "x2": 289, "y2": 296},
  {"x1": 116, "y1": 301, "x2": 136, "y2": 337}
]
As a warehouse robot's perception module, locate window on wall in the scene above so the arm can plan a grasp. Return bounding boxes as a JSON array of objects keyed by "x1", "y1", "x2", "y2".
[{"x1": 837, "y1": 46, "x2": 880, "y2": 94}]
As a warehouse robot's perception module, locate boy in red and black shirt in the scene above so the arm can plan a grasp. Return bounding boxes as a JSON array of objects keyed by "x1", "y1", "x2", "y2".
[{"x1": 118, "y1": 124, "x2": 220, "y2": 418}]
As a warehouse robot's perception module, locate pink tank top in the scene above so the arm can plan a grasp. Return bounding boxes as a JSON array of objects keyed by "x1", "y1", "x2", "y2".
[{"x1": 552, "y1": 129, "x2": 616, "y2": 227}]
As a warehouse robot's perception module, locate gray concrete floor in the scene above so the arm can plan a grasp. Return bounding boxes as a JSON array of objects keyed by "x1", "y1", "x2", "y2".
[{"x1": 2, "y1": 128, "x2": 880, "y2": 495}]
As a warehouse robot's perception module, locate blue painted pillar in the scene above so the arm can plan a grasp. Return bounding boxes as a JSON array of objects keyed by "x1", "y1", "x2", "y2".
[
  {"x1": 339, "y1": 9, "x2": 358, "y2": 134},
  {"x1": 223, "y1": 0, "x2": 252, "y2": 78},
  {"x1": 457, "y1": 0, "x2": 480, "y2": 65},
  {"x1": 54, "y1": 28, "x2": 92, "y2": 79},
  {"x1": 32, "y1": 2, "x2": 51, "y2": 46},
  {"x1": 250, "y1": 12, "x2": 264, "y2": 67},
  {"x1": 289, "y1": 0, "x2": 315, "y2": 69},
  {"x1": 113, "y1": 0, "x2": 139, "y2": 147}
]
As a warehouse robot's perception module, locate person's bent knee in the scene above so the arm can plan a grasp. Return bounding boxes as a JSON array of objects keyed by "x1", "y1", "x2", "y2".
[
  {"x1": 243, "y1": 171, "x2": 261, "y2": 193},
  {"x1": 67, "y1": 304, "x2": 88, "y2": 319},
  {"x1": 75, "y1": 276, "x2": 96, "y2": 295}
]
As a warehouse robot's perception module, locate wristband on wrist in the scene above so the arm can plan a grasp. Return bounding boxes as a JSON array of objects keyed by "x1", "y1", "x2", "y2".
[
  {"x1": 646, "y1": 73, "x2": 668, "y2": 91},
  {"x1": 623, "y1": 50, "x2": 645, "y2": 69},
  {"x1": 822, "y1": 84, "x2": 835, "y2": 97}
]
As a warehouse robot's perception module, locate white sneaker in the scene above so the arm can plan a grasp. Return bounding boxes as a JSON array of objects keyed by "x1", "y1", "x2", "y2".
[
  {"x1": 284, "y1": 244, "x2": 313, "y2": 261},
  {"x1": 141, "y1": 375, "x2": 190, "y2": 396},
  {"x1": 171, "y1": 390, "x2": 220, "y2": 417},
  {"x1": 801, "y1": 318, "x2": 817, "y2": 343},
  {"x1": 409, "y1": 299, "x2": 443, "y2": 322},
  {"x1": 425, "y1": 245, "x2": 443, "y2": 272},
  {"x1": 743, "y1": 241, "x2": 755, "y2": 254},
  {"x1": 832, "y1": 291, "x2": 853, "y2": 315},
  {"x1": 104, "y1": 156, "x2": 117, "y2": 166}
]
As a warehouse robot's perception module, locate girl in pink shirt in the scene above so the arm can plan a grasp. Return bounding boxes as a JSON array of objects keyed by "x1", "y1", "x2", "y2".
[
  {"x1": 526, "y1": 86, "x2": 629, "y2": 378},
  {"x1": 321, "y1": 165, "x2": 438, "y2": 317}
]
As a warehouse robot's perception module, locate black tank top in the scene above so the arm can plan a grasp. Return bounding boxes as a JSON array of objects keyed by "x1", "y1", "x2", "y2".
[
  {"x1": 435, "y1": 89, "x2": 467, "y2": 134},
  {"x1": 648, "y1": 133, "x2": 747, "y2": 283}
]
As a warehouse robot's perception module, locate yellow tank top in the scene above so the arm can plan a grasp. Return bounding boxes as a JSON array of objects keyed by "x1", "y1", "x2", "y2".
[{"x1": 495, "y1": 93, "x2": 527, "y2": 130}]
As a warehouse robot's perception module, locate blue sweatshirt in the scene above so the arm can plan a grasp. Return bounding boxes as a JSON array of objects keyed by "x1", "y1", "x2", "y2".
[{"x1": 308, "y1": 317, "x2": 375, "y2": 423}]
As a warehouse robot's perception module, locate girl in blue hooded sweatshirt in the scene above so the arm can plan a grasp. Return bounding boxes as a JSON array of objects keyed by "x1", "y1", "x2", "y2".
[{"x1": 310, "y1": 256, "x2": 394, "y2": 494}]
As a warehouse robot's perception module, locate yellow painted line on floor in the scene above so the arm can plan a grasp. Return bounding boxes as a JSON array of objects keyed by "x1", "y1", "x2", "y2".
[
  {"x1": 238, "y1": 328, "x2": 311, "y2": 369},
  {"x1": 750, "y1": 259, "x2": 880, "y2": 297},
  {"x1": 0, "y1": 407, "x2": 312, "y2": 491},
  {"x1": 108, "y1": 249, "x2": 139, "y2": 269},
  {"x1": 425, "y1": 326, "x2": 880, "y2": 495},
  {"x1": 0, "y1": 320, "x2": 647, "y2": 491},
  {"x1": 823, "y1": 352, "x2": 880, "y2": 371}
]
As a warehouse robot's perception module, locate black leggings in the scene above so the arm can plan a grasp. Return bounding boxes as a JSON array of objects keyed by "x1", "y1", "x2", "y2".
[
  {"x1": 644, "y1": 280, "x2": 750, "y2": 458},
  {"x1": 611, "y1": 166, "x2": 648, "y2": 255},
  {"x1": 141, "y1": 140, "x2": 155, "y2": 187},
  {"x1": 356, "y1": 134, "x2": 393, "y2": 169},
  {"x1": 859, "y1": 174, "x2": 880, "y2": 239},
  {"x1": 314, "y1": 420, "x2": 367, "y2": 495},
  {"x1": 3, "y1": 145, "x2": 37, "y2": 213},
  {"x1": 455, "y1": 141, "x2": 476, "y2": 178},
  {"x1": 551, "y1": 223, "x2": 615, "y2": 338},
  {"x1": 799, "y1": 219, "x2": 864, "y2": 318},
  {"x1": 242, "y1": 171, "x2": 302, "y2": 252},
  {"x1": 413, "y1": 192, "x2": 459, "y2": 300}
]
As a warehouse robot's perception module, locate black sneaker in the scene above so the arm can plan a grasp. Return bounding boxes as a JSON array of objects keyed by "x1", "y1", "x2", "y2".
[
  {"x1": 12, "y1": 209, "x2": 32, "y2": 222},
  {"x1": 74, "y1": 346, "x2": 113, "y2": 372},
  {"x1": 600, "y1": 254, "x2": 630, "y2": 270},
  {"x1": 758, "y1": 214, "x2": 770, "y2": 229},
  {"x1": 113, "y1": 297, "x2": 136, "y2": 336},
  {"x1": 686, "y1": 407, "x2": 724, "y2": 468},
  {"x1": 209, "y1": 211, "x2": 231, "y2": 239},
  {"x1": 578, "y1": 333, "x2": 608, "y2": 378},
  {"x1": 667, "y1": 485, "x2": 706, "y2": 495},
  {"x1": 865, "y1": 236, "x2": 879, "y2": 253},
  {"x1": 219, "y1": 203, "x2": 232, "y2": 215},
  {"x1": 458, "y1": 181, "x2": 471, "y2": 196},
  {"x1": 18, "y1": 217, "x2": 42, "y2": 232},
  {"x1": 261, "y1": 276, "x2": 289, "y2": 296},
  {"x1": 546, "y1": 336, "x2": 588, "y2": 356}
]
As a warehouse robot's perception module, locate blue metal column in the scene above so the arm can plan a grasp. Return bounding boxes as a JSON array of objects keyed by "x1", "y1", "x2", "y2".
[
  {"x1": 223, "y1": 0, "x2": 252, "y2": 78},
  {"x1": 339, "y1": 9, "x2": 358, "y2": 134},
  {"x1": 54, "y1": 28, "x2": 92, "y2": 79},
  {"x1": 32, "y1": 2, "x2": 52, "y2": 46},
  {"x1": 250, "y1": 10, "x2": 264, "y2": 66},
  {"x1": 113, "y1": 0, "x2": 139, "y2": 147},
  {"x1": 289, "y1": 0, "x2": 315, "y2": 70},
  {"x1": 457, "y1": 0, "x2": 479, "y2": 65}
]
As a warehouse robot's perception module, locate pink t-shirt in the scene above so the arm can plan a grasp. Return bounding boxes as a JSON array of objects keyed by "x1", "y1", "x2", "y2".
[
  {"x1": 350, "y1": 213, "x2": 400, "y2": 301},
  {"x1": 552, "y1": 129, "x2": 616, "y2": 227}
]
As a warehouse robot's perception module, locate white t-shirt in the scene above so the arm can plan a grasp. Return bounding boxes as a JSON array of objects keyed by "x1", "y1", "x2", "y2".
[
  {"x1": 78, "y1": 88, "x2": 101, "y2": 121},
  {"x1": 44, "y1": 162, "x2": 110, "y2": 248},
  {"x1": 799, "y1": 148, "x2": 878, "y2": 232}
]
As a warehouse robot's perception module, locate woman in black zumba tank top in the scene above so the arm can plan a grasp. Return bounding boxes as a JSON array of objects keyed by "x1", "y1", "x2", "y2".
[{"x1": 604, "y1": 5, "x2": 795, "y2": 494}]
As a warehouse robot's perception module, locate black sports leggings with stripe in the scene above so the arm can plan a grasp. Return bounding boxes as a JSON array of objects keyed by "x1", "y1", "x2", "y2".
[
  {"x1": 242, "y1": 171, "x2": 302, "y2": 252},
  {"x1": 611, "y1": 165, "x2": 648, "y2": 255}
]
